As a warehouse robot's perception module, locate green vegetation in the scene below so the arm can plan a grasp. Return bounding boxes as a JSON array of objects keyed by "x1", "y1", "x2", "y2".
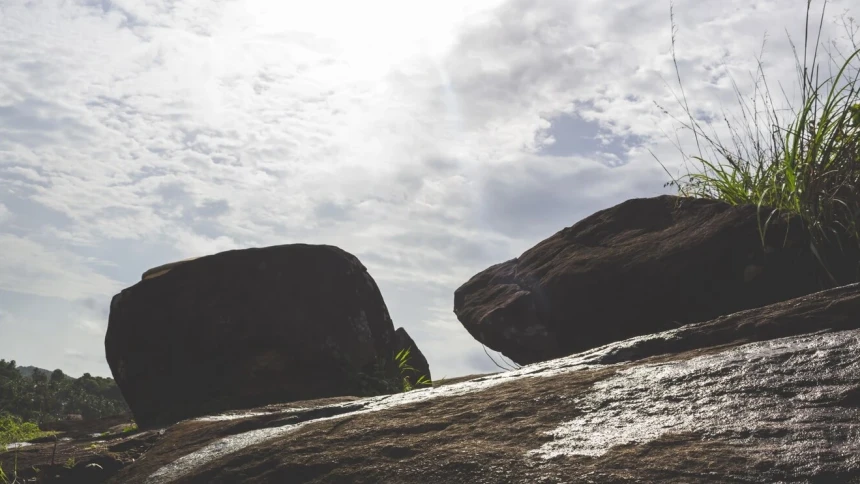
[
  {"x1": 0, "y1": 359, "x2": 129, "y2": 425},
  {"x1": 122, "y1": 422, "x2": 138, "y2": 433},
  {"x1": 0, "y1": 360, "x2": 127, "y2": 483},
  {"x1": 0, "y1": 413, "x2": 56, "y2": 484},
  {"x1": 0, "y1": 414, "x2": 51, "y2": 451},
  {"x1": 394, "y1": 347, "x2": 432, "y2": 392},
  {"x1": 653, "y1": 0, "x2": 860, "y2": 286}
]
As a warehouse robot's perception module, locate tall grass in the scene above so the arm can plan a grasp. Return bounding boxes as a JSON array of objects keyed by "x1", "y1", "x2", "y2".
[{"x1": 652, "y1": 0, "x2": 860, "y2": 286}]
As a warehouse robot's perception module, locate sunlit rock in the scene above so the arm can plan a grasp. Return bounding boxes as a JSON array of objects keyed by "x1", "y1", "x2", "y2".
[{"x1": 454, "y1": 195, "x2": 860, "y2": 364}]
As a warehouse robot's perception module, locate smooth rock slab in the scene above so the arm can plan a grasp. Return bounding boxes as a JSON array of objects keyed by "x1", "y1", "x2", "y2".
[{"x1": 98, "y1": 283, "x2": 860, "y2": 484}]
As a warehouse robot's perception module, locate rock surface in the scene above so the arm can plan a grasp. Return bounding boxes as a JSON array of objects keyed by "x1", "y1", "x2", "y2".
[
  {"x1": 105, "y1": 244, "x2": 415, "y2": 429},
  {"x1": 454, "y1": 195, "x2": 859, "y2": 365},
  {"x1": 7, "y1": 282, "x2": 853, "y2": 483},
  {"x1": 0, "y1": 413, "x2": 148, "y2": 483}
]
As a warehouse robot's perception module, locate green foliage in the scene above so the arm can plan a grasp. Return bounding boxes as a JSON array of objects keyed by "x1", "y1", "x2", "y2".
[
  {"x1": 122, "y1": 422, "x2": 137, "y2": 433},
  {"x1": 652, "y1": 1, "x2": 860, "y2": 285},
  {"x1": 0, "y1": 359, "x2": 129, "y2": 426},
  {"x1": 30, "y1": 370, "x2": 47, "y2": 385},
  {"x1": 63, "y1": 457, "x2": 75, "y2": 469},
  {"x1": 50, "y1": 369, "x2": 66, "y2": 384},
  {"x1": 0, "y1": 414, "x2": 48, "y2": 450},
  {"x1": 0, "y1": 413, "x2": 51, "y2": 484},
  {"x1": 393, "y1": 347, "x2": 432, "y2": 392}
]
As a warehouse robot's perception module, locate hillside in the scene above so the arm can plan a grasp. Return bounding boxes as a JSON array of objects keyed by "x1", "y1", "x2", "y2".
[{"x1": 16, "y1": 365, "x2": 55, "y2": 380}]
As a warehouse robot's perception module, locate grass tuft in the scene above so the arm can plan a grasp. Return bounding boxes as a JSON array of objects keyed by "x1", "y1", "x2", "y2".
[
  {"x1": 393, "y1": 347, "x2": 432, "y2": 392},
  {"x1": 652, "y1": 0, "x2": 860, "y2": 286}
]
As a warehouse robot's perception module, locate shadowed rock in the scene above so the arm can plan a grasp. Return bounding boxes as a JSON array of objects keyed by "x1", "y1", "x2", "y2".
[
  {"x1": 454, "y1": 195, "x2": 860, "y2": 365},
  {"x1": 105, "y1": 244, "x2": 421, "y2": 429},
  {"x1": 7, "y1": 282, "x2": 846, "y2": 483}
]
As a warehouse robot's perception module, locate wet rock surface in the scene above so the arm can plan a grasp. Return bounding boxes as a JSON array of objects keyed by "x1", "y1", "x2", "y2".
[
  {"x1": 105, "y1": 244, "x2": 423, "y2": 429},
  {"x1": 453, "y1": 195, "x2": 859, "y2": 365},
  {"x1": 70, "y1": 282, "x2": 860, "y2": 483}
]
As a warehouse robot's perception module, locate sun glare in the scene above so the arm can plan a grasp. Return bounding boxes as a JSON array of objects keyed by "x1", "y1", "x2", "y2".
[{"x1": 233, "y1": 0, "x2": 502, "y2": 80}]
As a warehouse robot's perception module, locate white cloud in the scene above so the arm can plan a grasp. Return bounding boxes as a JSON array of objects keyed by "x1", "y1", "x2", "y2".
[
  {"x1": 1, "y1": 0, "x2": 857, "y2": 379},
  {"x1": 0, "y1": 234, "x2": 123, "y2": 301}
]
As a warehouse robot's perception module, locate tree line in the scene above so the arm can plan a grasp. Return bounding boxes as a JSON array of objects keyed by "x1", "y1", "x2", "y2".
[{"x1": 0, "y1": 359, "x2": 129, "y2": 425}]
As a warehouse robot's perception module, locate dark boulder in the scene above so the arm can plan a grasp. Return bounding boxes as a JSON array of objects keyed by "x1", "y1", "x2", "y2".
[
  {"x1": 454, "y1": 195, "x2": 860, "y2": 365},
  {"x1": 105, "y1": 244, "x2": 414, "y2": 429}
]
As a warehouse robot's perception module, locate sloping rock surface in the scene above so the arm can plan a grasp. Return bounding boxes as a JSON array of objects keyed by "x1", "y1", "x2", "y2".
[
  {"x1": 105, "y1": 244, "x2": 413, "y2": 429},
  {"x1": 454, "y1": 195, "x2": 859, "y2": 364},
  {"x1": 78, "y1": 282, "x2": 860, "y2": 484}
]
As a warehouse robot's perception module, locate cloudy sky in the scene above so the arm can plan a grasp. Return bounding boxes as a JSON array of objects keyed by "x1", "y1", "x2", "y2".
[{"x1": 1, "y1": 0, "x2": 857, "y2": 379}]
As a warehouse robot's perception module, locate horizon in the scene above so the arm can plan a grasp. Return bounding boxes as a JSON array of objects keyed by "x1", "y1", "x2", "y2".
[{"x1": 1, "y1": 0, "x2": 857, "y2": 380}]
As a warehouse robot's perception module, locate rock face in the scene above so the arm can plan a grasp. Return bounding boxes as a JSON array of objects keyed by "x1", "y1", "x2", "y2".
[
  {"x1": 18, "y1": 282, "x2": 853, "y2": 483},
  {"x1": 454, "y1": 195, "x2": 860, "y2": 365},
  {"x1": 105, "y1": 244, "x2": 413, "y2": 429}
]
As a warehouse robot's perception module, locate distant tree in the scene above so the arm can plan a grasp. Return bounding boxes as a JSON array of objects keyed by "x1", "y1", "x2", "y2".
[
  {"x1": 0, "y1": 360, "x2": 19, "y2": 381},
  {"x1": 0, "y1": 363, "x2": 129, "y2": 424},
  {"x1": 50, "y1": 369, "x2": 66, "y2": 383},
  {"x1": 31, "y1": 369, "x2": 47, "y2": 384}
]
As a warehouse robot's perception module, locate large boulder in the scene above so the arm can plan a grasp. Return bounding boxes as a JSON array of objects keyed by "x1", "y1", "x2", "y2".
[
  {"x1": 454, "y1": 195, "x2": 860, "y2": 365},
  {"x1": 26, "y1": 282, "x2": 854, "y2": 484},
  {"x1": 105, "y1": 244, "x2": 419, "y2": 429}
]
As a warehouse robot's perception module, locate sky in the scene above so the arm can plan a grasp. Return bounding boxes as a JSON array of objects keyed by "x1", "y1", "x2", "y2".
[{"x1": 0, "y1": 0, "x2": 858, "y2": 379}]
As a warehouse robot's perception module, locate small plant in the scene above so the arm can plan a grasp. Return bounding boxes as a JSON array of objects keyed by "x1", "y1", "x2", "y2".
[
  {"x1": 122, "y1": 422, "x2": 137, "y2": 433},
  {"x1": 0, "y1": 463, "x2": 7, "y2": 484},
  {"x1": 393, "y1": 347, "x2": 432, "y2": 392},
  {"x1": 63, "y1": 457, "x2": 75, "y2": 469}
]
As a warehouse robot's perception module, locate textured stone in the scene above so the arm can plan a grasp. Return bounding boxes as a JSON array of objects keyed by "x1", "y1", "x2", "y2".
[
  {"x1": 48, "y1": 283, "x2": 858, "y2": 484},
  {"x1": 454, "y1": 195, "x2": 860, "y2": 364},
  {"x1": 105, "y1": 244, "x2": 414, "y2": 429}
]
